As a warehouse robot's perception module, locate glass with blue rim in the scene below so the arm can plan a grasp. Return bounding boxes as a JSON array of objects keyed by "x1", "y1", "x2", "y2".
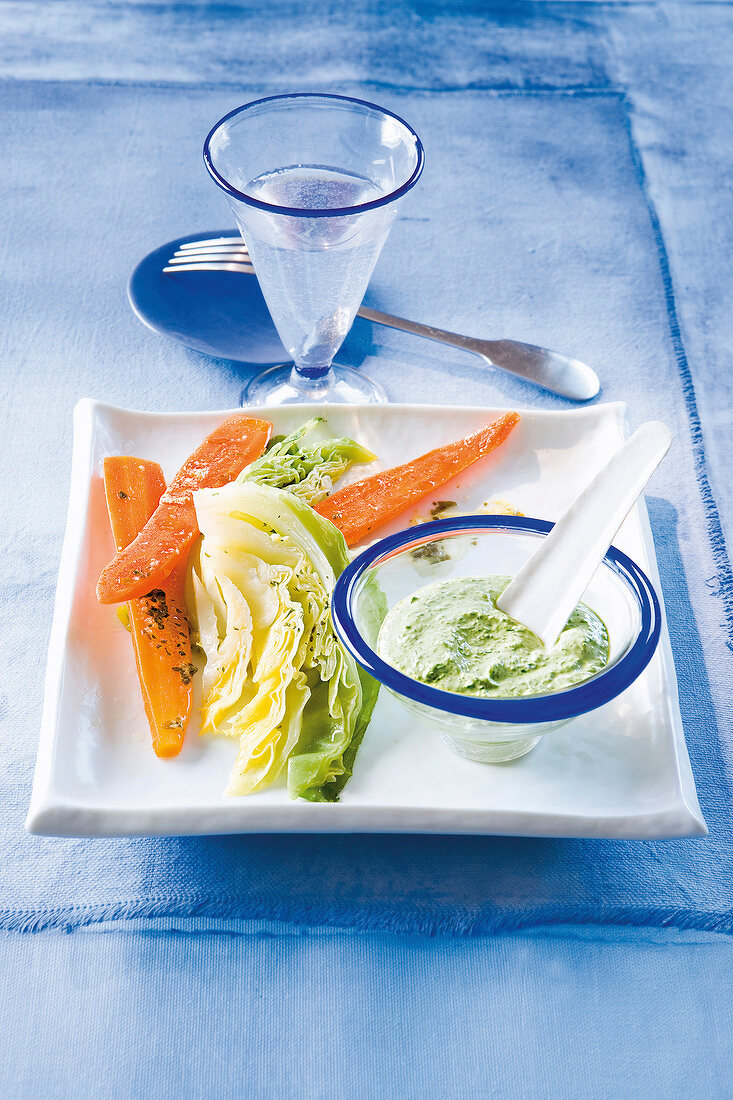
[{"x1": 204, "y1": 93, "x2": 424, "y2": 406}]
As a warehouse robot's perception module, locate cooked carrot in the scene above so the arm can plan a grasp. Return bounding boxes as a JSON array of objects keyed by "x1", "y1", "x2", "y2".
[
  {"x1": 97, "y1": 414, "x2": 272, "y2": 604},
  {"x1": 127, "y1": 568, "x2": 193, "y2": 758},
  {"x1": 103, "y1": 456, "x2": 193, "y2": 758},
  {"x1": 315, "y1": 412, "x2": 520, "y2": 546}
]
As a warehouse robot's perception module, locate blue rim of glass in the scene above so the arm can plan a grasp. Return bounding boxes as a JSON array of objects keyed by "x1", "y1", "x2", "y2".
[
  {"x1": 331, "y1": 515, "x2": 662, "y2": 724},
  {"x1": 203, "y1": 92, "x2": 425, "y2": 218}
]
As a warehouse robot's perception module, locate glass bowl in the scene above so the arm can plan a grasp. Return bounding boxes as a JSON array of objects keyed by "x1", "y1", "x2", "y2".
[{"x1": 331, "y1": 516, "x2": 662, "y2": 763}]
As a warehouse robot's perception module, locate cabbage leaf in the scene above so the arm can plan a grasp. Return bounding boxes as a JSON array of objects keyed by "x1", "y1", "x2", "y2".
[
  {"x1": 189, "y1": 480, "x2": 378, "y2": 800},
  {"x1": 237, "y1": 417, "x2": 375, "y2": 504}
]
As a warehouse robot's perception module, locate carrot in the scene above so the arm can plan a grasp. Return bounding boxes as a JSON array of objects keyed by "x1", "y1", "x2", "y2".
[
  {"x1": 97, "y1": 414, "x2": 272, "y2": 604},
  {"x1": 315, "y1": 412, "x2": 520, "y2": 546},
  {"x1": 103, "y1": 456, "x2": 193, "y2": 758},
  {"x1": 103, "y1": 456, "x2": 167, "y2": 555}
]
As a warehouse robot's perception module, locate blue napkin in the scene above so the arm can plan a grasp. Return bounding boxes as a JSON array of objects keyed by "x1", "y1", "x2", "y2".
[{"x1": 2, "y1": 81, "x2": 731, "y2": 935}]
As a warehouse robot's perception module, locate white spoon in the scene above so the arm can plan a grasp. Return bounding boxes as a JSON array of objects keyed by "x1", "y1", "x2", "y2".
[{"x1": 495, "y1": 421, "x2": 672, "y2": 648}]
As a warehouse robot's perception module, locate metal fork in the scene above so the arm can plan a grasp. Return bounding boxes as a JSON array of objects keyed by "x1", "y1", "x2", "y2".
[{"x1": 164, "y1": 236, "x2": 600, "y2": 400}]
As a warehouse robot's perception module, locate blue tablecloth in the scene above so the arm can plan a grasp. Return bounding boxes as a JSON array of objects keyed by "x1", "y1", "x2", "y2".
[
  {"x1": 2, "y1": 923, "x2": 732, "y2": 1099},
  {"x1": 1, "y1": 2, "x2": 732, "y2": 1095}
]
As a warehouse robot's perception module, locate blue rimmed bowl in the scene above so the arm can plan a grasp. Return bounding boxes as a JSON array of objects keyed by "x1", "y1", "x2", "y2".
[{"x1": 331, "y1": 516, "x2": 662, "y2": 763}]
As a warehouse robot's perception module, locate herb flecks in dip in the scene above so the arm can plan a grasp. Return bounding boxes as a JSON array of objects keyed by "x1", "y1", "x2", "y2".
[{"x1": 377, "y1": 575, "x2": 609, "y2": 699}]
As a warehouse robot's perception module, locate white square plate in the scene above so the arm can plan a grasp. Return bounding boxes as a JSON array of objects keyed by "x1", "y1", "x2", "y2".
[{"x1": 27, "y1": 400, "x2": 705, "y2": 838}]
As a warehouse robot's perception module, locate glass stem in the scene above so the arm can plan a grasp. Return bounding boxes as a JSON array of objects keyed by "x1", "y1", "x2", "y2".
[{"x1": 289, "y1": 362, "x2": 335, "y2": 394}]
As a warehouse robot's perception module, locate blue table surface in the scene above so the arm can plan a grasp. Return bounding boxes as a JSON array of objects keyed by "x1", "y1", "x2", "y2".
[{"x1": 2, "y1": 2, "x2": 732, "y2": 1097}]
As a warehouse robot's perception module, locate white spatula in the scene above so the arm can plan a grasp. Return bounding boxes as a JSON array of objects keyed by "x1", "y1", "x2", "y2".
[{"x1": 495, "y1": 421, "x2": 672, "y2": 648}]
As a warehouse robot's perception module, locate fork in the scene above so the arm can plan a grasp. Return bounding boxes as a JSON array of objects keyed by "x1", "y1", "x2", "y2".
[{"x1": 164, "y1": 236, "x2": 600, "y2": 401}]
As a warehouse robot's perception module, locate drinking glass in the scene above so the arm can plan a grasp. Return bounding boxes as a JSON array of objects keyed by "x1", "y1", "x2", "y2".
[{"x1": 204, "y1": 93, "x2": 424, "y2": 406}]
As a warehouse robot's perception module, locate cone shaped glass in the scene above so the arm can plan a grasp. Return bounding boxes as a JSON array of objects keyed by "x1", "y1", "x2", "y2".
[{"x1": 204, "y1": 94, "x2": 424, "y2": 405}]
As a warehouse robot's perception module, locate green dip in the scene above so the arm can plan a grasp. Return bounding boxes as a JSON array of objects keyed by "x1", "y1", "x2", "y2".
[{"x1": 377, "y1": 575, "x2": 609, "y2": 699}]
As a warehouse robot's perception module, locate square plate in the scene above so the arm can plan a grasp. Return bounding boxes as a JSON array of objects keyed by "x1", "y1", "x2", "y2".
[{"x1": 27, "y1": 400, "x2": 705, "y2": 839}]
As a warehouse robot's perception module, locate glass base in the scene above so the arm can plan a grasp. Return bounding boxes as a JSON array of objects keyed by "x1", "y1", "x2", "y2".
[
  {"x1": 242, "y1": 363, "x2": 387, "y2": 407},
  {"x1": 440, "y1": 733, "x2": 542, "y2": 764}
]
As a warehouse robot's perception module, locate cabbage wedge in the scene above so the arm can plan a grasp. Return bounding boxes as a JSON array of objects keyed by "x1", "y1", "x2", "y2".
[
  {"x1": 188, "y1": 481, "x2": 379, "y2": 801},
  {"x1": 238, "y1": 417, "x2": 375, "y2": 505}
]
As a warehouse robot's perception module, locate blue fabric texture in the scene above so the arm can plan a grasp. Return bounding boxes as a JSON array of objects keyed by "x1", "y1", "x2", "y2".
[
  {"x1": 2, "y1": 923, "x2": 733, "y2": 1100},
  {"x1": 1, "y1": 5, "x2": 732, "y2": 941}
]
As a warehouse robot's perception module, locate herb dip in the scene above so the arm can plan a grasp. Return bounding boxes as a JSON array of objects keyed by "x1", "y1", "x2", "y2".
[{"x1": 377, "y1": 575, "x2": 609, "y2": 699}]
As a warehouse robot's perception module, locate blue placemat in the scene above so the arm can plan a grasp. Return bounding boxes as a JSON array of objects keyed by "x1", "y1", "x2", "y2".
[
  {"x1": 2, "y1": 80, "x2": 731, "y2": 935},
  {"x1": 2, "y1": 923, "x2": 732, "y2": 1100}
]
